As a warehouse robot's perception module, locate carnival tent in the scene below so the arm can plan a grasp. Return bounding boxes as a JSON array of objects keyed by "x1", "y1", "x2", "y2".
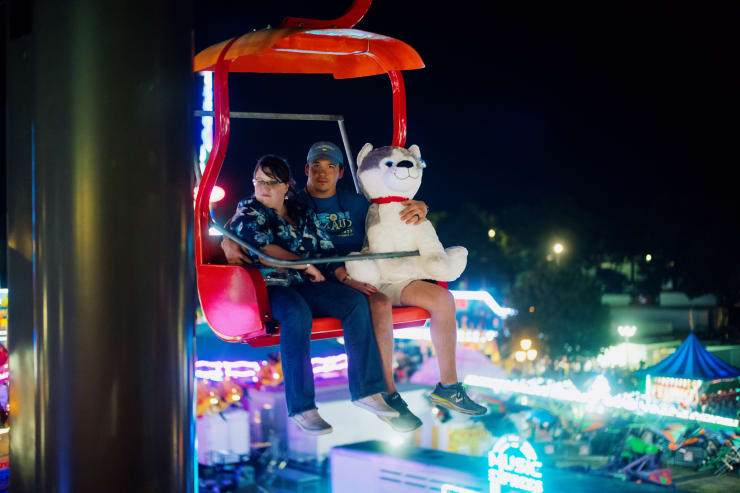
[{"x1": 636, "y1": 332, "x2": 740, "y2": 380}]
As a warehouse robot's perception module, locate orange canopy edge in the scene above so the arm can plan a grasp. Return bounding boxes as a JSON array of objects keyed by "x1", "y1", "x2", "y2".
[{"x1": 193, "y1": 28, "x2": 424, "y2": 79}]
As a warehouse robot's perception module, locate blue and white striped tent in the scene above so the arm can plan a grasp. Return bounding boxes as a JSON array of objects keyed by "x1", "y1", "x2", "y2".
[{"x1": 636, "y1": 332, "x2": 740, "y2": 381}]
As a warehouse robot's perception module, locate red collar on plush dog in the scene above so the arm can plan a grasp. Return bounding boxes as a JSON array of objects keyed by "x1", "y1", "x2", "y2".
[{"x1": 370, "y1": 196, "x2": 408, "y2": 204}]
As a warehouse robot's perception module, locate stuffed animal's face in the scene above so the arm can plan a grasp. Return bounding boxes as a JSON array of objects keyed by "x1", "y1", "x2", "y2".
[{"x1": 356, "y1": 144, "x2": 426, "y2": 200}]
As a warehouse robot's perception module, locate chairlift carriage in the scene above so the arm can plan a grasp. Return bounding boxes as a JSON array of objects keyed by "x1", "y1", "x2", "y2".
[{"x1": 194, "y1": 0, "x2": 434, "y2": 347}]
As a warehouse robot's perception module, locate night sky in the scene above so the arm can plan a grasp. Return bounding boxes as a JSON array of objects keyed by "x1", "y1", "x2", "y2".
[
  {"x1": 193, "y1": 1, "x2": 740, "y2": 232},
  {"x1": 2, "y1": 1, "x2": 739, "y2": 286}
]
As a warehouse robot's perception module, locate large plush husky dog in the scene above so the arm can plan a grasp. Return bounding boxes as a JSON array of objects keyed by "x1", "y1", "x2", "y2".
[{"x1": 345, "y1": 143, "x2": 467, "y2": 286}]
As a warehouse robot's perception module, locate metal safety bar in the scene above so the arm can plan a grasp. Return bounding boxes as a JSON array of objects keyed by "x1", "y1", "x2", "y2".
[
  {"x1": 194, "y1": 110, "x2": 362, "y2": 194},
  {"x1": 210, "y1": 220, "x2": 419, "y2": 266},
  {"x1": 195, "y1": 110, "x2": 342, "y2": 121}
]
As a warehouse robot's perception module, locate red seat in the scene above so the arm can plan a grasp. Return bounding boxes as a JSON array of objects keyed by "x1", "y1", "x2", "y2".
[{"x1": 198, "y1": 261, "x2": 431, "y2": 348}]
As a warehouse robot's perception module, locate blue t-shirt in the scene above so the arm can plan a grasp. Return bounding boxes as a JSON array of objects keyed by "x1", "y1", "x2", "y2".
[{"x1": 296, "y1": 188, "x2": 369, "y2": 256}]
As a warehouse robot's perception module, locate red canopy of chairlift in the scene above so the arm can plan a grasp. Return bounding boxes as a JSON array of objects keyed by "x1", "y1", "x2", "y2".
[{"x1": 193, "y1": 27, "x2": 424, "y2": 78}]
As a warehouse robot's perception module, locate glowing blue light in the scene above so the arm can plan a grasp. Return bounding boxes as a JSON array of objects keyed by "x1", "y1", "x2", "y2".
[{"x1": 199, "y1": 71, "x2": 214, "y2": 175}]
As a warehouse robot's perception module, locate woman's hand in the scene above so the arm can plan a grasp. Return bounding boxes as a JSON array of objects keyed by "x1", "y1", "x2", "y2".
[
  {"x1": 343, "y1": 278, "x2": 378, "y2": 295},
  {"x1": 304, "y1": 264, "x2": 325, "y2": 282}
]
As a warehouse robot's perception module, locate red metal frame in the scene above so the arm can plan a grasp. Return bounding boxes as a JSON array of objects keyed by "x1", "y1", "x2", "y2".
[
  {"x1": 389, "y1": 70, "x2": 407, "y2": 147},
  {"x1": 279, "y1": 0, "x2": 372, "y2": 29}
]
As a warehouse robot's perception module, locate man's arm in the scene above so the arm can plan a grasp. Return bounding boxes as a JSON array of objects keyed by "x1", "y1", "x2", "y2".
[
  {"x1": 221, "y1": 217, "x2": 251, "y2": 265},
  {"x1": 399, "y1": 200, "x2": 428, "y2": 225},
  {"x1": 221, "y1": 236, "x2": 251, "y2": 265},
  {"x1": 333, "y1": 265, "x2": 378, "y2": 295}
]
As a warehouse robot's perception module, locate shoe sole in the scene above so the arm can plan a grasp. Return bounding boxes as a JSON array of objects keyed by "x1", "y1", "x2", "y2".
[
  {"x1": 377, "y1": 414, "x2": 422, "y2": 433},
  {"x1": 353, "y1": 400, "x2": 400, "y2": 418},
  {"x1": 429, "y1": 393, "x2": 487, "y2": 416}
]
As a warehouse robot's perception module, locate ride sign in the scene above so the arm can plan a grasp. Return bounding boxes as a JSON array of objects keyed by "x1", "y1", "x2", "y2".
[{"x1": 488, "y1": 435, "x2": 543, "y2": 493}]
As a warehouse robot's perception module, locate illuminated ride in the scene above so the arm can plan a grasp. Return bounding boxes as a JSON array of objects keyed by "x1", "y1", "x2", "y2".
[{"x1": 194, "y1": 0, "x2": 433, "y2": 347}]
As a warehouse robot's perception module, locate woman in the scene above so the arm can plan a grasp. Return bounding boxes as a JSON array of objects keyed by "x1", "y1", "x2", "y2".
[{"x1": 229, "y1": 155, "x2": 398, "y2": 435}]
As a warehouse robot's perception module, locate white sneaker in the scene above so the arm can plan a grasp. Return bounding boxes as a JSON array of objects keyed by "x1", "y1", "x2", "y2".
[
  {"x1": 291, "y1": 409, "x2": 333, "y2": 436},
  {"x1": 353, "y1": 393, "x2": 400, "y2": 418}
]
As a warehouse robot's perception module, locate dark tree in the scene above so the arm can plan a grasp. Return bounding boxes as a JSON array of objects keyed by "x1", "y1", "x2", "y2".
[{"x1": 508, "y1": 262, "x2": 610, "y2": 357}]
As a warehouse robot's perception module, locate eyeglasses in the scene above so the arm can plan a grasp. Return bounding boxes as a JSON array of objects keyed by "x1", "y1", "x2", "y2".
[{"x1": 252, "y1": 179, "x2": 283, "y2": 188}]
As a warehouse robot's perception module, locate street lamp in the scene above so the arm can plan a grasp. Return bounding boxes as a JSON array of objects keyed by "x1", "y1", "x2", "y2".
[
  {"x1": 617, "y1": 325, "x2": 637, "y2": 343},
  {"x1": 488, "y1": 228, "x2": 496, "y2": 239},
  {"x1": 552, "y1": 242, "x2": 565, "y2": 264},
  {"x1": 516, "y1": 338, "x2": 537, "y2": 363}
]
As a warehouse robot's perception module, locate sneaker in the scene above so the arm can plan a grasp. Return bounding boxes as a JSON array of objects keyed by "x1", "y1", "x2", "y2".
[
  {"x1": 378, "y1": 392, "x2": 423, "y2": 432},
  {"x1": 353, "y1": 392, "x2": 400, "y2": 418},
  {"x1": 429, "y1": 382, "x2": 487, "y2": 416},
  {"x1": 291, "y1": 409, "x2": 333, "y2": 436}
]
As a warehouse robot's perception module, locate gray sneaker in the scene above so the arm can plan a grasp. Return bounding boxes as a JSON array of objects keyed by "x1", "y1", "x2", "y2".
[
  {"x1": 429, "y1": 382, "x2": 487, "y2": 416},
  {"x1": 291, "y1": 409, "x2": 333, "y2": 435},
  {"x1": 379, "y1": 392, "x2": 423, "y2": 432},
  {"x1": 353, "y1": 392, "x2": 400, "y2": 418}
]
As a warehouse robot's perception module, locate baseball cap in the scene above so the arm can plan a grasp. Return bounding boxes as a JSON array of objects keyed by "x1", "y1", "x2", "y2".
[{"x1": 306, "y1": 141, "x2": 344, "y2": 167}]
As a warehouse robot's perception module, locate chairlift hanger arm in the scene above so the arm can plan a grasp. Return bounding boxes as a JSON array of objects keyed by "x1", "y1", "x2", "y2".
[
  {"x1": 279, "y1": 0, "x2": 372, "y2": 29},
  {"x1": 195, "y1": 109, "x2": 361, "y2": 193},
  {"x1": 211, "y1": 221, "x2": 419, "y2": 266}
]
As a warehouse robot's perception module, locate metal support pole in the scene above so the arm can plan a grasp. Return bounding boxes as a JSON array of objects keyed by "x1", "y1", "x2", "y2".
[{"x1": 8, "y1": 1, "x2": 194, "y2": 492}]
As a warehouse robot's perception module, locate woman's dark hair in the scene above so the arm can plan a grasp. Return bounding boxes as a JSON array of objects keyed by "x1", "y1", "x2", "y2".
[{"x1": 253, "y1": 154, "x2": 305, "y2": 222}]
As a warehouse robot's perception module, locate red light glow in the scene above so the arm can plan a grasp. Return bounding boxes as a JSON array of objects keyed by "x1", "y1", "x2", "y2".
[{"x1": 193, "y1": 185, "x2": 225, "y2": 203}]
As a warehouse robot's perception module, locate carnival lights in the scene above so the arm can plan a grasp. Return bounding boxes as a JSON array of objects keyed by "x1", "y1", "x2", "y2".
[{"x1": 464, "y1": 374, "x2": 739, "y2": 428}]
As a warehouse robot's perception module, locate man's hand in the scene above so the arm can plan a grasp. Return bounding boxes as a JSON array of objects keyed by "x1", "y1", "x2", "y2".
[
  {"x1": 399, "y1": 200, "x2": 428, "y2": 225},
  {"x1": 304, "y1": 264, "x2": 326, "y2": 282},
  {"x1": 343, "y1": 278, "x2": 378, "y2": 295},
  {"x1": 334, "y1": 266, "x2": 377, "y2": 294},
  {"x1": 221, "y1": 237, "x2": 251, "y2": 265}
]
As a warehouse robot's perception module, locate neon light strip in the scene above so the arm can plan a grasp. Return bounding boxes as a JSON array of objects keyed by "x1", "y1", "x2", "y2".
[
  {"x1": 450, "y1": 290, "x2": 517, "y2": 319},
  {"x1": 441, "y1": 485, "x2": 479, "y2": 493},
  {"x1": 196, "y1": 355, "x2": 348, "y2": 382},
  {"x1": 393, "y1": 326, "x2": 497, "y2": 342},
  {"x1": 465, "y1": 375, "x2": 739, "y2": 428}
]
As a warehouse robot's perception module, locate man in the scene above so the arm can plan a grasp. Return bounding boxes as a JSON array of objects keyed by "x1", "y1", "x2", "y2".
[{"x1": 222, "y1": 141, "x2": 486, "y2": 431}]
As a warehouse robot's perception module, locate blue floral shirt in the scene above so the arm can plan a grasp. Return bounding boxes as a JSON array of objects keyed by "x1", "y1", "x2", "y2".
[{"x1": 229, "y1": 197, "x2": 341, "y2": 285}]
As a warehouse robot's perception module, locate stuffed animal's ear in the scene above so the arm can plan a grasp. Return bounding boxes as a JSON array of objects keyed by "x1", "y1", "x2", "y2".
[
  {"x1": 357, "y1": 143, "x2": 374, "y2": 168},
  {"x1": 408, "y1": 144, "x2": 421, "y2": 161}
]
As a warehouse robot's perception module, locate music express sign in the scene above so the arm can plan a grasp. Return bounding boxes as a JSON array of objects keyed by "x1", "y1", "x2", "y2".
[{"x1": 488, "y1": 435, "x2": 543, "y2": 493}]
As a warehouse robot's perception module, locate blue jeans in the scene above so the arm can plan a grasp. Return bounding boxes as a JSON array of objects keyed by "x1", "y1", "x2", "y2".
[{"x1": 268, "y1": 281, "x2": 386, "y2": 416}]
